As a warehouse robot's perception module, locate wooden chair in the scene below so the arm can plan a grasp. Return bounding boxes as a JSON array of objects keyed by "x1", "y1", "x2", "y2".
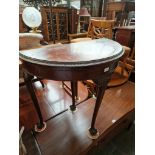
[
  {"x1": 107, "y1": 47, "x2": 134, "y2": 87},
  {"x1": 69, "y1": 19, "x2": 115, "y2": 43}
]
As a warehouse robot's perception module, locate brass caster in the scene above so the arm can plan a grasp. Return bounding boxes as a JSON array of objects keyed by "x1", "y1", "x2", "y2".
[
  {"x1": 92, "y1": 95, "x2": 97, "y2": 99},
  {"x1": 75, "y1": 96, "x2": 81, "y2": 101},
  {"x1": 34, "y1": 122, "x2": 46, "y2": 133},
  {"x1": 87, "y1": 128, "x2": 99, "y2": 140},
  {"x1": 69, "y1": 105, "x2": 78, "y2": 113},
  {"x1": 60, "y1": 84, "x2": 64, "y2": 88}
]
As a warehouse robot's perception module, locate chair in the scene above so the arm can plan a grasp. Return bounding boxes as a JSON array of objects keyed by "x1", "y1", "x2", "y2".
[
  {"x1": 69, "y1": 19, "x2": 134, "y2": 98},
  {"x1": 107, "y1": 47, "x2": 134, "y2": 87},
  {"x1": 19, "y1": 33, "x2": 45, "y2": 87},
  {"x1": 69, "y1": 19, "x2": 115, "y2": 43}
]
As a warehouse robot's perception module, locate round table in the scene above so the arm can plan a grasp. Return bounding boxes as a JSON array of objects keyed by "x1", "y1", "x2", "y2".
[{"x1": 19, "y1": 38, "x2": 124, "y2": 139}]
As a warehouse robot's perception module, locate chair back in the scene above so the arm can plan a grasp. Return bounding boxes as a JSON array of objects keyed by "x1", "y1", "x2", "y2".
[{"x1": 87, "y1": 19, "x2": 115, "y2": 39}]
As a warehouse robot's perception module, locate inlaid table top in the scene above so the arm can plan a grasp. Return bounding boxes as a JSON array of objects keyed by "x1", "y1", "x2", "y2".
[{"x1": 19, "y1": 38, "x2": 123, "y2": 67}]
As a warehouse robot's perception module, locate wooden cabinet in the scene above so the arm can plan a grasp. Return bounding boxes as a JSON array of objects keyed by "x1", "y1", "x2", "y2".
[
  {"x1": 20, "y1": 6, "x2": 78, "y2": 43},
  {"x1": 19, "y1": 13, "x2": 28, "y2": 33},
  {"x1": 40, "y1": 7, "x2": 68, "y2": 43},
  {"x1": 19, "y1": 5, "x2": 29, "y2": 33},
  {"x1": 114, "y1": 25, "x2": 135, "y2": 58}
]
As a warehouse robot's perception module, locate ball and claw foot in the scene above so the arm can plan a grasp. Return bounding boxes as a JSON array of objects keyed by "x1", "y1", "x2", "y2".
[
  {"x1": 69, "y1": 105, "x2": 78, "y2": 112},
  {"x1": 34, "y1": 122, "x2": 46, "y2": 133},
  {"x1": 87, "y1": 128, "x2": 100, "y2": 139}
]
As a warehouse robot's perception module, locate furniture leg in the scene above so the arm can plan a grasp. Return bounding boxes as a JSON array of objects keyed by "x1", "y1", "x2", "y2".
[
  {"x1": 88, "y1": 77, "x2": 109, "y2": 139},
  {"x1": 38, "y1": 78, "x2": 45, "y2": 88},
  {"x1": 20, "y1": 77, "x2": 45, "y2": 88},
  {"x1": 60, "y1": 81, "x2": 65, "y2": 88},
  {"x1": 23, "y1": 72, "x2": 46, "y2": 132},
  {"x1": 74, "y1": 81, "x2": 80, "y2": 101},
  {"x1": 61, "y1": 81, "x2": 80, "y2": 101},
  {"x1": 70, "y1": 81, "x2": 78, "y2": 112}
]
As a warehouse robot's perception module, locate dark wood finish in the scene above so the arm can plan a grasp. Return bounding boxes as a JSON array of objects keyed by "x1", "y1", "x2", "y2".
[
  {"x1": 114, "y1": 25, "x2": 135, "y2": 58},
  {"x1": 19, "y1": 5, "x2": 28, "y2": 33},
  {"x1": 19, "y1": 80, "x2": 88, "y2": 130},
  {"x1": 19, "y1": 13, "x2": 28, "y2": 33},
  {"x1": 23, "y1": 72, "x2": 45, "y2": 130},
  {"x1": 20, "y1": 38, "x2": 123, "y2": 136},
  {"x1": 69, "y1": 23, "x2": 134, "y2": 94},
  {"x1": 68, "y1": 8, "x2": 78, "y2": 34},
  {"x1": 89, "y1": 77, "x2": 110, "y2": 135},
  {"x1": 40, "y1": 7, "x2": 68, "y2": 43},
  {"x1": 35, "y1": 82, "x2": 135, "y2": 155},
  {"x1": 19, "y1": 39, "x2": 123, "y2": 80},
  {"x1": 98, "y1": 0, "x2": 104, "y2": 17},
  {"x1": 70, "y1": 81, "x2": 78, "y2": 111}
]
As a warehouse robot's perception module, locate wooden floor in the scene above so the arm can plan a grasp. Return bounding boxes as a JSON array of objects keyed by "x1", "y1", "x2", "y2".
[
  {"x1": 19, "y1": 80, "x2": 88, "y2": 130},
  {"x1": 20, "y1": 80, "x2": 134, "y2": 155}
]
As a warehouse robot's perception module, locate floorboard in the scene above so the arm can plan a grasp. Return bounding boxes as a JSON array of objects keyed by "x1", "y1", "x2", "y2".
[
  {"x1": 34, "y1": 82, "x2": 135, "y2": 155},
  {"x1": 19, "y1": 80, "x2": 88, "y2": 130}
]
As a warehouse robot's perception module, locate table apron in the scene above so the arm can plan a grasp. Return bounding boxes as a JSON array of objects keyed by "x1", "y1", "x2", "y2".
[{"x1": 22, "y1": 60, "x2": 119, "y2": 81}]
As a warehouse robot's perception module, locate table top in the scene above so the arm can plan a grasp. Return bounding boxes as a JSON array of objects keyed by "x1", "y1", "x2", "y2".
[{"x1": 19, "y1": 38, "x2": 123, "y2": 67}]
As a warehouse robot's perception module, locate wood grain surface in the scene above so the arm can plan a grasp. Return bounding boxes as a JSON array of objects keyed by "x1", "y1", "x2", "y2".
[{"x1": 35, "y1": 81, "x2": 135, "y2": 155}]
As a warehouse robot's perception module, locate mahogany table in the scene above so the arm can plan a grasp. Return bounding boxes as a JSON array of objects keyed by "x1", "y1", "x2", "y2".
[{"x1": 19, "y1": 38, "x2": 123, "y2": 139}]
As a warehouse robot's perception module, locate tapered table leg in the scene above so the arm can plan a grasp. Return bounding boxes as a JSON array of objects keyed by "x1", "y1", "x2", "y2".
[
  {"x1": 87, "y1": 77, "x2": 109, "y2": 139},
  {"x1": 23, "y1": 72, "x2": 46, "y2": 132},
  {"x1": 61, "y1": 81, "x2": 80, "y2": 101},
  {"x1": 74, "y1": 81, "x2": 80, "y2": 101},
  {"x1": 38, "y1": 78, "x2": 45, "y2": 88},
  {"x1": 70, "y1": 81, "x2": 78, "y2": 112}
]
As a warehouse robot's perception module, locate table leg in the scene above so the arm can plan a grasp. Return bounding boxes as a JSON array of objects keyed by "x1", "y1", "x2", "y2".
[
  {"x1": 23, "y1": 72, "x2": 46, "y2": 132},
  {"x1": 37, "y1": 78, "x2": 45, "y2": 88},
  {"x1": 70, "y1": 81, "x2": 78, "y2": 112},
  {"x1": 61, "y1": 81, "x2": 80, "y2": 101},
  {"x1": 88, "y1": 78, "x2": 109, "y2": 139},
  {"x1": 74, "y1": 81, "x2": 80, "y2": 101}
]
